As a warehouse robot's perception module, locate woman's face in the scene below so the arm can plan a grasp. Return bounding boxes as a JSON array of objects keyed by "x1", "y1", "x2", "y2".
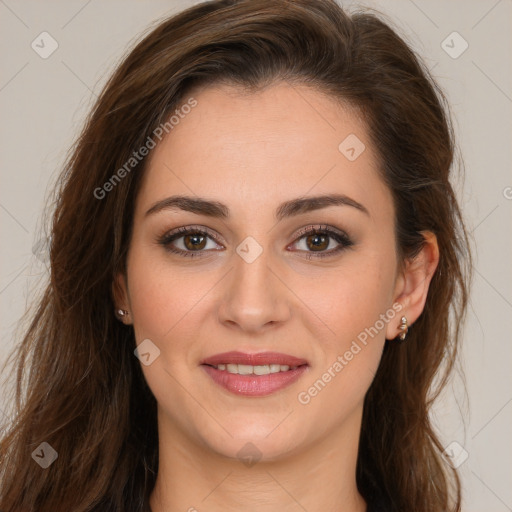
[{"x1": 118, "y1": 81, "x2": 402, "y2": 461}]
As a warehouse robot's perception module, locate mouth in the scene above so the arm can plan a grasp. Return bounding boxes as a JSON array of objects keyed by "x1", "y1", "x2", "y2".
[
  {"x1": 203, "y1": 362, "x2": 305, "y2": 375},
  {"x1": 200, "y1": 351, "x2": 309, "y2": 397}
]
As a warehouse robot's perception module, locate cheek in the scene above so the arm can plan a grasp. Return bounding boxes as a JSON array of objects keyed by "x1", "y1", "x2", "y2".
[
  {"x1": 304, "y1": 249, "x2": 396, "y2": 343},
  {"x1": 124, "y1": 245, "x2": 201, "y2": 362},
  {"x1": 125, "y1": 247, "x2": 208, "y2": 419},
  {"x1": 297, "y1": 250, "x2": 396, "y2": 402}
]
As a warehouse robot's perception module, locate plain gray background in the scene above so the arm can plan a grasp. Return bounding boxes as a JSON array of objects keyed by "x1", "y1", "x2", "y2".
[{"x1": 1, "y1": 1, "x2": 511, "y2": 510}]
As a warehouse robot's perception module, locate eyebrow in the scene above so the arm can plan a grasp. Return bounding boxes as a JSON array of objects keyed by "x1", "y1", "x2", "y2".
[{"x1": 145, "y1": 193, "x2": 370, "y2": 221}]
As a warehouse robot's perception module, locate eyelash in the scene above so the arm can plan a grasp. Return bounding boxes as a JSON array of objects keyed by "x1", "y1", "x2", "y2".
[{"x1": 157, "y1": 224, "x2": 354, "y2": 260}]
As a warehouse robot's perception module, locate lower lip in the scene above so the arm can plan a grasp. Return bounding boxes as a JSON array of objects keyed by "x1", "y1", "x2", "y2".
[{"x1": 201, "y1": 364, "x2": 309, "y2": 397}]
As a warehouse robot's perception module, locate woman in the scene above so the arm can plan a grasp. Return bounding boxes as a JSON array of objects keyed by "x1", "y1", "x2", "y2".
[{"x1": 0, "y1": 0, "x2": 471, "y2": 511}]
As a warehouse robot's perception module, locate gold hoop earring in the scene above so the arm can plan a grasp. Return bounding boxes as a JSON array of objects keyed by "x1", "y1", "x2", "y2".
[{"x1": 398, "y1": 316, "x2": 408, "y2": 341}]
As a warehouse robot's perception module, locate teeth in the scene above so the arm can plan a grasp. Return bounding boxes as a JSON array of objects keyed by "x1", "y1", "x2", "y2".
[
  {"x1": 213, "y1": 363, "x2": 298, "y2": 375},
  {"x1": 238, "y1": 364, "x2": 253, "y2": 375},
  {"x1": 255, "y1": 365, "x2": 270, "y2": 375}
]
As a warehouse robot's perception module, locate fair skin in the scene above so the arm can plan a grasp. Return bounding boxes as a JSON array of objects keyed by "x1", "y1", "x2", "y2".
[{"x1": 114, "y1": 81, "x2": 439, "y2": 512}]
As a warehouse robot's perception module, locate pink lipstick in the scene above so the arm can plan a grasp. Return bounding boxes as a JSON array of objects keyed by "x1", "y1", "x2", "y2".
[{"x1": 200, "y1": 351, "x2": 309, "y2": 397}]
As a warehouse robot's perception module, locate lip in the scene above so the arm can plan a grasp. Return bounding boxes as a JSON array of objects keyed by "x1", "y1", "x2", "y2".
[
  {"x1": 200, "y1": 351, "x2": 309, "y2": 397},
  {"x1": 201, "y1": 351, "x2": 308, "y2": 367},
  {"x1": 201, "y1": 364, "x2": 309, "y2": 397}
]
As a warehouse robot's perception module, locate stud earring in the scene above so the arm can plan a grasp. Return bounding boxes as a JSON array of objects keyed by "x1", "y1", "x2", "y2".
[
  {"x1": 116, "y1": 309, "x2": 129, "y2": 318},
  {"x1": 398, "y1": 316, "x2": 408, "y2": 341}
]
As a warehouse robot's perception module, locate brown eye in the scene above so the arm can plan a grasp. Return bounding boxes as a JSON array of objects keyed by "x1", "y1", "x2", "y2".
[
  {"x1": 183, "y1": 233, "x2": 207, "y2": 250},
  {"x1": 158, "y1": 226, "x2": 223, "y2": 258},
  {"x1": 290, "y1": 225, "x2": 354, "y2": 260},
  {"x1": 158, "y1": 224, "x2": 353, "y2": 260},
  {"x1": 305, "y1": 233, "x2": 330, "y2": 251}
]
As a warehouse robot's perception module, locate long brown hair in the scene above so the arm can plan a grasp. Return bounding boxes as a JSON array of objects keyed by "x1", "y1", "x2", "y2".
[{"x1": 0, "y1": 1, "x2": 472, "y2": 510}]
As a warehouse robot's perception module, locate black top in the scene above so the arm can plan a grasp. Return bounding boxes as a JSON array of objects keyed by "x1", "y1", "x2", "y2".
[
  {"x1": 358, "y1": 466, "x2": 395, "y2": 512},
  {"x1": 366, "y1": 491, "x2": 393, "y2": 512},
  {"x1": 366, "y1": 495, "x2": 389, "y2": 512},
  {"x1": 361, "y1": 479, "x2": 393, "y2": 512}
]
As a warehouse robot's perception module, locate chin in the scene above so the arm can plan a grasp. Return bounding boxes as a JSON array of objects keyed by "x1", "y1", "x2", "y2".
[{"x1": 201, "y1": 421, "x2": 305, "y2": 464}]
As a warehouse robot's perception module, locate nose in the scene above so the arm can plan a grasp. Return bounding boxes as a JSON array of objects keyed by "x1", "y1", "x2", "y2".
[{"x1": 217, "y1": 244, "x2": 291, "y2": 333}]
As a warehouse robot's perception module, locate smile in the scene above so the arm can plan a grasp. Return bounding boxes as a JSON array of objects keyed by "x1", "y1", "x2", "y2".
[
  {"x1": 207, "y1": 363, "x2": 300, "y2": 375},
  {"x1": 201, "y1": 363, "x2": 309, "y2": 397}
]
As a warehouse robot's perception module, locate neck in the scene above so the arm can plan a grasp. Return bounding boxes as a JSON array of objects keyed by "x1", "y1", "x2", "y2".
[{"x1": 149, "y1": 405, "x2": 367, "y2": 512}]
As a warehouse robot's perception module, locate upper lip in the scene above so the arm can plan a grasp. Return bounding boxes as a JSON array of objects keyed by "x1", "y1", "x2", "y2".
[{"x1": 201, "y1": 351, "x2": 308, "y2": 367}]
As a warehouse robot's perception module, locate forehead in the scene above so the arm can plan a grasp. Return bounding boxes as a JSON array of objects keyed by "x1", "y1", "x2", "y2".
[{"x1": 137, "y1": 81, "x2": 392, "y2": 223}]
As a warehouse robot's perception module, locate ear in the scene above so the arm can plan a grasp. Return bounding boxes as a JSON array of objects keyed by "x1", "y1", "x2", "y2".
[
  {"x1": 112, "y1": 271, "x2": 132, "y2": 324},
  {"x1": 385, "y1": 231, "x2": 439, "y2": 340}
]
